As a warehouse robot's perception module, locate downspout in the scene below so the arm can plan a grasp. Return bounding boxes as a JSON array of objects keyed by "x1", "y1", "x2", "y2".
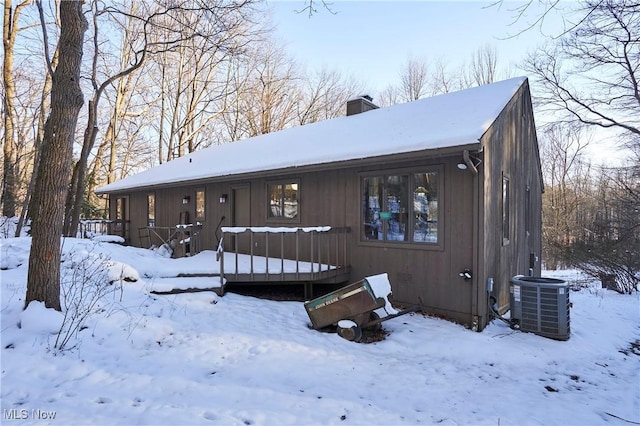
[
  {"x1": 469, "y1": 147, "x2": 482, "y2": 331},
  {"x1": 463, "y1": 149, "x2": 479, "y2": 174}
]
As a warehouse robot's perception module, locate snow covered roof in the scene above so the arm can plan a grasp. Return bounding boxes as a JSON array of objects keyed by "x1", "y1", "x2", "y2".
[{"x1": 96, "y1": 76, "x2": 527, "y2": 194}]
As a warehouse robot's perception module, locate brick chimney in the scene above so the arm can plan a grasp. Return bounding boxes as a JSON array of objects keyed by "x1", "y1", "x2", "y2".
[{"x1": 346, "y1": 95, "x2": 379, "y2": 116}]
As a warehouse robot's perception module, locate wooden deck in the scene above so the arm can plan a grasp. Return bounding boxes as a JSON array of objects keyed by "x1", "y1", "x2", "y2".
[
  {"x1": 217, "y1": 226, "x2": 351, "y2": 298},
  {"x1": 98, "y1": 226, "x2": 352, "y2": 299}
]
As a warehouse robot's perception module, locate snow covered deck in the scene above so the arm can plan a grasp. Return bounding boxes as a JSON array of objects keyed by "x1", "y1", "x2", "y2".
[
  {"x1": 146, "y1": 227, "x2": 350, "y2": 297},
  {"x1": 216, "y1": 226, "x2": 351, "y2": 297}
]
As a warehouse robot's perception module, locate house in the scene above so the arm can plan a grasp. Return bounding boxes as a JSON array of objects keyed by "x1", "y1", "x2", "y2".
[{"x1": 95, "y1": 76, "x2": 542, "y2": 331}]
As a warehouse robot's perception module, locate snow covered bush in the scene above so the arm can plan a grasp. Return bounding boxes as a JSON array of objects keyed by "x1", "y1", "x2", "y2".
[{"x1": 55, "y1": 247, "x2": 125, "y2": 350}]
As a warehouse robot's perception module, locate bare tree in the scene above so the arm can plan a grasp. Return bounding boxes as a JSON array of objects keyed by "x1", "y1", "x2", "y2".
[
  {"x1": 378, "y1": 46, "x2": 507, "y2": 106},
  {"x1": 3, "y1": 1, "x2": 60, "y2": 236},
  {"x1": 2, "y1": 0, "x2": 32, "y2": 218},
  {"x1": 492, "y1": 0, "x2": 564, "y2": 36},
  {"x1": 399, "y1": 58, "x2": 429, "y2": 102},
  {"x1": 63, "y1": 0, "x2": 259, "y2": 237},
  {"x1": 376, "y1": 84, "x2": 401, "y2": 108},
  {"x1": 539, "y1": 123, "x2": 592, "y2": 269},
  {"x1": 296, "y1": 0, "x2": 336, "y2": 17},
  {"x1": 297, "y1": 68, "x2": 365, "y2": 124},
  {"x1": 153, "y1": 13, "x2": 253, "y2": 161},
  {"x1": 375, "y1": 58, "x2": 431, "y2": 106},
  {"x1": 466, "y1": 43, "x2": 498, "y2": 86},
  {"x1": 524, "y1": 1, "x2": 639, "y2": 141},
  {"x1": 26, "y1": 0, "x2": 88, "y2": 310},
  {"x1": 223, "y1": 39, "x2": 300, "y2": 139},
  {"x1": 15, "y1": 54, "x2": 58, "y2": 236},
  {"x1": 63, "y1": 1, "x2": 150, "y2": 235},
  {"x1": 429, "y1": 57, "x2": 458, "y2": 96},
  {"x1": 568, "y1": 164, "x2": 640, "y2": 293},
  {"x1": 85, "y1": 64, "x2": 152, "y2": 218}
]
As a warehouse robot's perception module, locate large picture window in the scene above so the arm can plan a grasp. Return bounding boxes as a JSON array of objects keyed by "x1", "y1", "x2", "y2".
[
  {"x1": 268, "y1": 182, "x2": 299, "y2": 220},
  {"x1": 362, "y1": 169, "x2": 440, "y2": 244}
]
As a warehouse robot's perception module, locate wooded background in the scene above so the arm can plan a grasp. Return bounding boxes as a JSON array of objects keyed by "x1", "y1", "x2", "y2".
[{"x1": 2, "y1": 0, "x2": 638, "y2": 307}]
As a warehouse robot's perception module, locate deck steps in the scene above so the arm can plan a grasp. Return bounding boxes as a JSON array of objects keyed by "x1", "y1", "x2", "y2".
[{"x1": 148, "y1": 275, "x2": 226, "y2": 296}]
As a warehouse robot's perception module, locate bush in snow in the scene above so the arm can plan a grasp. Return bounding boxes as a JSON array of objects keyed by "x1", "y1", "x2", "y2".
[{"x1": 55, "y1": 247, "x2": 125, "y2": 351}]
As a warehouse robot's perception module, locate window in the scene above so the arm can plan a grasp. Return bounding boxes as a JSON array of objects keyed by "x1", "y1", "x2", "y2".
[
  {"x1": 413, "y1": 172, "x2": 439, "y2": 243},
  {"x1": 362, "y1": 169, "x2": 440, "y2": 244},
  {"x1": 114, "y1": 196, "x2": 128, "y2": 236},
  {"x1": 525, "y1": 184, "x2": 530, "y2": 237},
  {"x1": 502, "y1": 175, "x2": 510, "y2": 245},
  {"x1": 115, "y1": 197, "x2": 124, "y2": 220},
  {"x1": 195, "y1": 189, "x2": 205, "y2": 221},
  {"x1": 268, "y1": 182, "x2": 299, "y2": 220},
  {"x1": 147, "y1": 193, "x2": 155, "y2": 227}
]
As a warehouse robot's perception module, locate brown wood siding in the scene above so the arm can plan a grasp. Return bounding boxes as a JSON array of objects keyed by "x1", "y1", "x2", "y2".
[
  {"x1": 111, "y1": 155, "x2": 475, "y2": 326},
  {"x1": 103, "y1": 81, "x2": 541, "y2": 331},
  {"x1": 478, "y1": 80, "x2": 542, "y2": 329}
]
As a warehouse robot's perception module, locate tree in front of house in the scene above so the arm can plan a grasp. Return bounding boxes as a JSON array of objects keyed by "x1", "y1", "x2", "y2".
[{"x1": 26, "y1": 0, "x2": 88, "y2": 310}]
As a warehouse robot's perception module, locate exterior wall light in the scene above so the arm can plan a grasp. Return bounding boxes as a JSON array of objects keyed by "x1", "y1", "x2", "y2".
[
  {"x1": 458, "y1": 150, "x2": 482, "y2": 174},
  {"x1": 219, "y1": 194, "x2": 228, "y2": 204},
  {"x1": 182, "y1": 196, "x2": 190, "y2": 204}
]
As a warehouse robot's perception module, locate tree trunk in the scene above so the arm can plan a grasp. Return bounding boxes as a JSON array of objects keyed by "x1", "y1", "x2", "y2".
[
  {"x1": 17, "y1": 25, "x2": 59, "y2": 237},
  {"x1": 86, "y1": 69, "x2": 134, "y2": 218},
  {"x1": 2, "y1": 0, "x2": 31, "y2": 218},
  {"x1": 26, "y1": 0, "x2": 87, "y2": 311},
  {"x1": 64, "y1": 98, "x2": 98, "y2": 237}
]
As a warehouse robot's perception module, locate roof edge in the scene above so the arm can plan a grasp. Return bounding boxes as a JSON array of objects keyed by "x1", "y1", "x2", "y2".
[{"x1": 94, "y1": 142, "x2": 481, "y2": 195}]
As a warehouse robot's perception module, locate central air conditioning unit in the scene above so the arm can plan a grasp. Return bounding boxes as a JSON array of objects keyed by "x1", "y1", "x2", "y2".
[{"x1": 509, "y1": 276, "x2": 571, "y2": 340}]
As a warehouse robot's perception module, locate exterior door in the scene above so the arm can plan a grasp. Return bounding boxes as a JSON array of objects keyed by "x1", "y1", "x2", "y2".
[{"x1": 113, "y1": 196, "x2": 129, "y2": 241}]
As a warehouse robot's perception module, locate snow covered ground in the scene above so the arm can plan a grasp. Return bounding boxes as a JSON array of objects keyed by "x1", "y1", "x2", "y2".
[{"x1": 1, "y1": 235, "x2": 639, "y2": 425}]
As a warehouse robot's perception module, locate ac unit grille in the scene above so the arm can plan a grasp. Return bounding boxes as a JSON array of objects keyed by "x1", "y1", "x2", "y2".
[{"x1": 510, "y1": 276, "x2": 571, "y2": 340}]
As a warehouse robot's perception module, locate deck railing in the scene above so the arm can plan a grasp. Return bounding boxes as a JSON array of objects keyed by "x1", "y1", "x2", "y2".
[
  {"x1": 217, "y1": 226, "x2": 351, "y2": 286},
  {"x1": 138, "y1": 224, "x2": 202, "y2": 256},
  {"x1": 78, "y1": 219, "x2": 112, "y2": 238},
  {"x1": 78, "y1": 219, "x2": 129, "y2": 241}
]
